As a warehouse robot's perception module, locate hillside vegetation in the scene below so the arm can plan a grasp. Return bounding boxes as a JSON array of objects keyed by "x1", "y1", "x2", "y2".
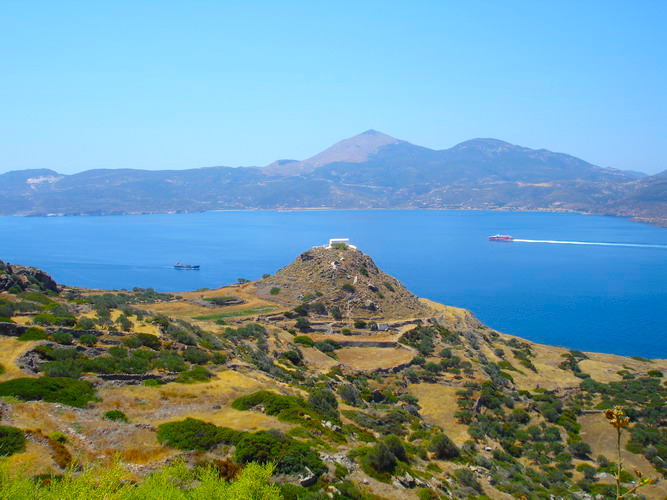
[{"x1": 0, "y1": 250, "x2": 665, "y2": 499}]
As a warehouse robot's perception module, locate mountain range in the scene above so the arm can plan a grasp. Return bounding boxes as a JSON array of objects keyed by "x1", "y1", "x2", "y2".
[{"x1": 1, "y1": 130, "x2": 665, "y2": 226}]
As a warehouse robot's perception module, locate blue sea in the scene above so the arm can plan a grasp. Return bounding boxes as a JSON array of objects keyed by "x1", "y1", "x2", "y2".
[{"x1": 1, "y1": 210, "x2": 666, "y2": 358}]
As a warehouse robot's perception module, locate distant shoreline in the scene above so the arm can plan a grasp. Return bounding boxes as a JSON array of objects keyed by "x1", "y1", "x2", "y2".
[{"x1": 5, "y1": 205, "x2": 665, "y2": 229}]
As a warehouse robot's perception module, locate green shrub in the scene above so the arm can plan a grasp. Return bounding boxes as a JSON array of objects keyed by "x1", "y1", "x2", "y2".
[
  {"x1": 182, "y1": 347, "x2": 210, "y2": 365},
  {"x1": 294, "y1": 317, "x2": 310, "y2": 332},
  {"x1": 281, "y1": 349, "x2": 303, "y2": 366},
  {"x1": 232, "y1": 390, "x2": 304, "y2": 416},
  {"x1": 270, "y1": 287, "x2": 280, "y2": 295},
  {"x1": 51, "y1": 331, "x2": 74, "y2": 345},
  {"x1": 48, "y1": 431, "x2": 68, "y2": 443},
  {"x1": 429, "y1": 433, "x2": 460, "y2": 459},
  {"x1": 33, "y1": 314, "x2": 76, "y2": 327},
  {"x1": 103, "y1": 410, "x2": 129, "y2": 423},
  {"x1": 76, "y1": 317, "x2": 97, "y2": 330},
  {"x1": 314, "y1": 339, "x2": 340, "y2": 353},
  {"x1": 647, "y1": 370, "x2": 663, "y2": 378},
  {"x1": 341, "y1": 283, "x2": 355, "y2": 293},
  {"x1": 0, "y1": 425, "x2": 26, "y2": 456},
  {"x1": 157, "y1": 418, "x2": 226, "y2": 451},
  {"x1": 330, "y1": 306, "x2": 342, "y2": 320},
  {"x1": 176, "y1": 365, "x2": 212, "y2": 384},
  {"x1": 122, "y1": 333, "x2": 161, "y2": 350},
  {"x1": 0, "y1": 364, "x2": 4, "y2": 376},
  {"x1": 234, "y1": 429, "x2": 326, "y2": 476},
  {"x1": 568, "y1": 440, "x2": 592, "y2": 459},
  {"x1": 338, "y1": 384, "x2": 362, "y2": 406},
  {"x1": 78, "y1": 333, "x2": 98, "y2": 346},
  {"x1": 366, "y1": 441, "x2": 398, "y2": 473},
  {"x1": 0, "y1": 377, "x2": 96, "y2": 407},
  {"x1": 293, "y1": 335, "x2": 314, "y2": 347},
  {"x1": 17, "y1": 327, "x2": 47, "y2": 341},
  {"x1": 308, "y1": 389, "x2": 339, "y2": 421},
  {"x1": 212, "y1": 352, "x2": 227, "y2": 364},
  {"x1": 353, "y1": 319, "x2": 367, "y2": 329}
]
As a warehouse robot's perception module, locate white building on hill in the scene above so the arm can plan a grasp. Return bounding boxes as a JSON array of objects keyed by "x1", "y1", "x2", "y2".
[{"x1": 326, "y1": 238, "x2": 357, "y2": 249}]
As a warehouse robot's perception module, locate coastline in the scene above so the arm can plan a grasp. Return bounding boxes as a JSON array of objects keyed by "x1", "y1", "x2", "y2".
[{"x1": 6, "y1": 205, "x2": 665, "y2": 229}]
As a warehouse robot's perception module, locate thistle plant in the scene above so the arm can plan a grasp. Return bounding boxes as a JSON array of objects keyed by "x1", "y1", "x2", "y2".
[{"x1": 604, "y1": 406, "x2": 653, "y2": 499}]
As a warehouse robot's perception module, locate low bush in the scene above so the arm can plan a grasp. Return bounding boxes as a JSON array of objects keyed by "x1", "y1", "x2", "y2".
[
  {"x1": 0, "y1": 377, "x2": 96, "y2": 407},
  {"x1": 51, "y1": 331, "x2": 74, "y2": 345},
  {"x1": 308, "y1": 389, "x2": 339, "y2": 421},
  {"x1": 157, "y1": 418, "x2": 227, "y2": 451},
  {"x1": 103, "y1": 410, "x2": 129, "y2": 423},
  {"x1": 294, "y1": 317, "x2": 310, "y2": 332},
  {"x1": 175, "y1": 365, "x2": 212, "y2": 384},
  {"x1": 293, "y1": 335, "x2": 314, "y2": 346},
  {"x1": 17, "y1": 327, "x2": 47, "y2": 341},
  {"x1": 0, "y1": 425, "x2": 25, "y2": 456},
  {"x1": 232, "y1": 390, "x2": 304, "y2": 416},
  {"x1": 354, "y1": 319, "x2": 367, "y2": 329},
  {"x1": 235, "y1": 429, "x2": 326, "y2": 476},
  {"x1": 33, "y1": 314, "x2": 76, "y2": 327},
  {"x1": 122, "y1": 333, "x2": 161, "y2": 350},
  {"x1": 270, "y1": 287, "x2": 281, "y2": 295},
  {"x1": 429, "y1": 433, "x2": 459, "y2": 459},
  {"x1": 77, "y1": 333, "x2": 98, "y2": 346}
]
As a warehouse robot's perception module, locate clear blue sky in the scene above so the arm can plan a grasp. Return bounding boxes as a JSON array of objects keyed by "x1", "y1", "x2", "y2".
[{"x1": 1, "y1": 1, "x2": 665, "y2": 174}]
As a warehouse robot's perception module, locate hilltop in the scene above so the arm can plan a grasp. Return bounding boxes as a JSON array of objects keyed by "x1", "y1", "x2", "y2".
[
  {"x1": 0, "y1": 250, "x2": 666, "y2": 498},
  {"x1": 255, "y1": 244, "x2": 430, "y2": 319},
  {"x1": 1, "y1": 130, "x2": 665, "y2": 227}
]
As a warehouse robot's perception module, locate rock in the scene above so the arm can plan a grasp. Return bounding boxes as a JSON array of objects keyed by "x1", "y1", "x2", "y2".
[
  {"x1": 322, "y1": 420, "x2": 342, "y2": 432},
  {"x1": 298, "y1": 466, "x2": 317, "y2": 487}
]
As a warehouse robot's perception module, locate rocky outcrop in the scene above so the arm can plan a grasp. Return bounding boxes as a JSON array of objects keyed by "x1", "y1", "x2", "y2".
[
  {"x1": 255, "y1": 246, "x2": 430, "y2": 319},
  {"x1": 0, "y1": 260, "x2": 59, "y2": 293}
]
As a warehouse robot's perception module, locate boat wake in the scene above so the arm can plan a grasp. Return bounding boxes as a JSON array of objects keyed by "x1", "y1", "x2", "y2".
[{"x1": 513, "y1": 239, "x2": 667, "y2": 249}]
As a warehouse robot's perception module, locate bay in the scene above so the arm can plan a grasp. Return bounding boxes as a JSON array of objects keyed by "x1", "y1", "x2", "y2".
[{"x1": 1, "y1": 209, "x2": 666, "y2": 358}]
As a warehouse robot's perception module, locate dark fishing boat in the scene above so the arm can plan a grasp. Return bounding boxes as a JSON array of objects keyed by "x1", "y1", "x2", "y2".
[{"x1": 174, "y1": 263, "x2": 200, "y2": 270}]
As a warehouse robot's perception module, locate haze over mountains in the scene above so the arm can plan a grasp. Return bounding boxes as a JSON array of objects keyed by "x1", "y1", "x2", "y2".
[{"x1": 1, "y1": 130, "x2": 665, "y2": 226}]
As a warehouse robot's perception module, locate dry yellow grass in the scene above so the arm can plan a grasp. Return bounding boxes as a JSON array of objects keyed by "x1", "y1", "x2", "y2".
[
  {"x1": 6, "y1": 441, "x2": 58, "y2": 476},
  {"x1": 579, "y1": 414, "x2": 667, "y2": 499},
  {"x1": 408, "y1": 383, "x2": 470, "y2": 446},
  {"x1": 300, "y1": 346, "x2": 340, "y2": 371},
  {"x1": 97, "y1": 370, "x2": 298, "y2": 431},
  {"x1": 155, "y1": 406, "x2": 293, "y2": 433},
  {"x1": 336, "y1": 347, "x2": 414, "y2": 371},
  {"x1": 141, "y1": 284, "x2": 283, "y2": 324},
  {"x1": 0, "y1": 337, "x2": 36, "y2": 381},
  {"x1": 9, "y1": 316, "x2": 32, "y2": 326}
]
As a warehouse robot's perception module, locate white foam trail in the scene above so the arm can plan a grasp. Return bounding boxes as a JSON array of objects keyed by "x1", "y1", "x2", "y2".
[{"x1": 513, "y1": 239, "x2": 667, "y2": 249}]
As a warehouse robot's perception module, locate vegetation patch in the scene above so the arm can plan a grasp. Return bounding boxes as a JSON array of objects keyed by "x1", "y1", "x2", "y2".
[
  {"x1": 0, "y1": 377, "x2": 96, "y2": 407},
  {"x1": 193, "y1": 307, "x2": 276, "y2": 320},
  {"x1": 0, "y1": 425, "x2": 26, "y2": 456}
]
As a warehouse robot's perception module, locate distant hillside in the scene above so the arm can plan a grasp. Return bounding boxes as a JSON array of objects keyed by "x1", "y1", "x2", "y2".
[{"x1": 1, "y1": 130, "x2": 665, "y2": 226}]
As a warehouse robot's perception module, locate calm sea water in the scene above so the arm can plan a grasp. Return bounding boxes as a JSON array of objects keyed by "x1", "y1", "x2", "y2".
[{"x1": 1, "y1": 210, "x2": 666, "y2": 358}]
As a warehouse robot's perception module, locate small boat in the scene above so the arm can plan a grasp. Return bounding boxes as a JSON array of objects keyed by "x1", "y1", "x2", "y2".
[
  {"x1": 174, "y1": 263, "x2": 200, "y2": 270},
  {"x1": 488, "y1": 234, "x2": 513, "y2": 241}
]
